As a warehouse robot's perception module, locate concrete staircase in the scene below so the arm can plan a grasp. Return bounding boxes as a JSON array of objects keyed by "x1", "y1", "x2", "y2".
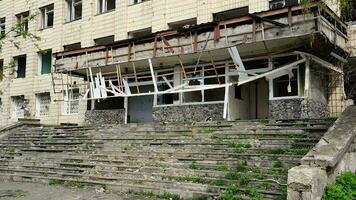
[{"x1": 0, "y1": 120, "x2": 334, "y2": 199}]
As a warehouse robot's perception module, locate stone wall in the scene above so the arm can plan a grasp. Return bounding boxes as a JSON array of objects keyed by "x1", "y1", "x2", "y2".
[
  {"x1": 85, "y1": 109, "x2": 125, "y2": 125},
  {"x1": 269, "y1": 98, "x2": 329, "y2": 120},
  {"x1": 287, "y1": 106, "x2": 356, "y2": 200},
  {"x1": 152, "y1": 104, "x2": 224, "y2": 122}
]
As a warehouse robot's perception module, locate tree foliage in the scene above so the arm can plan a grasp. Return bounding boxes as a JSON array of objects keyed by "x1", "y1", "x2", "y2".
[
  {"x1": 0, "y1": 13, "x2": 40, "y2": 50},
  {"x1": 322, "y1": 171, "x2": 356, "y2": 200}
]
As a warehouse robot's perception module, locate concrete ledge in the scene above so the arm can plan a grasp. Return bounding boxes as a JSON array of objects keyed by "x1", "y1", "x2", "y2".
[
  {"x1": 301, "y1": 106, "x2": 356, "y2": 167},
  {"x1": 287, "y1": 105, "x2": 356, "y2": 200}
]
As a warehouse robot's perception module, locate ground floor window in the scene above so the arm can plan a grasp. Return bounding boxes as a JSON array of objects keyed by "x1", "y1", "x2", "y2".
[
  {"x1": 271, "y1": 68, "x2": 299, "y2": 98},
  {"x1": 11, "y1": 96, "x2": 26, "y2": 118},
  {"x1": 63, "y1": 89, "x2": 80, "y2": 115},
  {"x1": 36, "y1": 93, "x2": 51, "y2": 116},
  {"x1": 182, "y1": 65, "x2": 226, "y2": 104}
]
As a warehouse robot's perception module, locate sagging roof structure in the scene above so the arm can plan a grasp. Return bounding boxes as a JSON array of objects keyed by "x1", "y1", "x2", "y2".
[{"x1": 52, "y1": 2, "x2": 349, "y2": 119}]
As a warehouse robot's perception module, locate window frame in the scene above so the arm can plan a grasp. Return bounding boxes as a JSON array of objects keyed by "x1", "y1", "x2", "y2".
[
  {"x1": 62, "y1": 89, "x2": 80, "y2": 115},
  {"x1": 14, "y1": 55, "x2": 27, "y2": 79},
  {"x1": 38, "y1": 49, "x2": 52, "y2": 75},
  {"x1": 35, "y1": 92, "x2": 51, "y2": 117},
  {"x1": 15, "y1": 12, "x2": 29, "y2": 36},
  {"x1": 67, "y1": 0, "x2": 82, "y2": 22},
  {"x1": 40, "y1": 4, "x2": 54, "y2": 29},
  {"x1": 269, "y1": 67, "x2": 301, "y2": 100},
  {"x1": 0, "y1": 17, "x2": 5, "y2": 36},
  {"x1": 97, "y1": 0, "x2": 116, "y2": 14}
]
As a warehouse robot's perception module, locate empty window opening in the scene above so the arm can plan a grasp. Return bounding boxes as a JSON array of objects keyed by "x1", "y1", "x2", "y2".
[
  {"x1": 156, "y1": 70, "x2": 175, "y2": 106},
  {"x1": 0, "y1": 17, "x2": 5, "y2": 36},
  {"x1": 11, "y1": 96, "x2": 26, "y2": 118},
  {"x1": 36, "y1": 93, "x2": 51, "y2": 116},
  {"x1": 235, "y1": 85, "x2": 242, "y2": 99},
  {"x1": 39, "y1": 49, "x2": 52, "y2": 75},
  {"x1": 94, "y1": 97, "x2": 124, "y2": 110},
  {"x1": 0, "y1": 59, "x2": 3, "y2": 81},
  {"x1": 14, "y1": 55, "x2": 26, "y2": 78},
  {"x1": 128, "y1": 28, "x2": 152, "y2": 39},
  {"x1": 132, "y1": 0, "x2": 149, "y2": 5},
  {"x1": 273, "y1": 68, "x2": 299, "y2": 97},
  {"x1": 213, "y1": 7, "x2": 248, "y2": 22},
  {"x1": 67, "y1": 0, "x2": 82, "y2": 22},
  {"x1": 182, "y1": 65, "x2": 226, "y2": 103},
  {"x1": 63, "y1": 89, "x2": 80, "y2": 115},
  {"x1": 168, "y1": 18, "x2": 197, "y2": 30},
  {"x1": 243, "y1": 58, "x2": 270, "y2": 73},
  {"x1": 41, "y1": 4, "x2": 54, "y2": 29},
  {"x1": 94, "y1": 35, "x2": 114, "y2": 45},
  {"x1": 15, "y1": 12, "x2": 29, "y2": 35},
  {"x1": 64, "y1": 42, "x2": 81, "y2": 51},
  {"x1": 98, "y1": 0, "x2": 116, "y2": 14},
  {"x1": 272, "y1": 55, "x2": 298, "y2": 68}
]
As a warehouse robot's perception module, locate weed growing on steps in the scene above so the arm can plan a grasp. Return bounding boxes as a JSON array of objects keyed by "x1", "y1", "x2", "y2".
[
  {"x1": 128, "y1": 190, "x2": 208, "y2": 200},
  {"x1": 322, "y1": 171, "x2": 356, "y2": 200},
  {"x1": 219, "y1": 184, "x2": 262, "y2": 200},
  {"x1": 48, "y1": 179, "x2": 87, "y2": 188},
  {"x1": 189, "y1": 161, "x2": 198, "y2": 169},
  {"x1": 0, "y1": 189, "x2": 28, "y2": 198},
  {"x1": 174, "y1": 176, "x2": 227, "y2": 186},
  {"x1": 215, "y1": 164, "x2": 229, "y2": 171}
]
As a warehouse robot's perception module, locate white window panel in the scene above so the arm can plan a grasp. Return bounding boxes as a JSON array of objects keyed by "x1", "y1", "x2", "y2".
[{"x1": 36, "y1": 93, "x2": 51, "y2": 116}]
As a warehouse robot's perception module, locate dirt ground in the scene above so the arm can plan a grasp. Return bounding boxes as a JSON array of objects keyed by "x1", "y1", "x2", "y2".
[{"x1": 0, "y1": 181, "x2": 150, "y2": 200}]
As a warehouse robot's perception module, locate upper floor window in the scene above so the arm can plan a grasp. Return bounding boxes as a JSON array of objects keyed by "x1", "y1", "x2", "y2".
[
  {"x1": 15, "y1": 12, "x2": 29, "y2": 35},
  {"x1": 41, "y1": 4, "x2": 54, "y2": 29},
  {"x1": 97, "y1": 0, "x2": 115, "y2": 14},
  {"x1": 67, "y1": 0, "x2": 82, "y2": 22},
  {"x1": 0, "y1": 18, "x2": 5, "y2": 36},
  {"x1": 132, "y1": 0, "x2": 149, "y2": 4},
  {"x1": 14, "y1": 55, "x2": 27, "y2": 78}
]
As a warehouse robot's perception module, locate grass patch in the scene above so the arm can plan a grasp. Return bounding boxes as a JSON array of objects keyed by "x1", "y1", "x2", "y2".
[
  {"x1": 175, "y1": 176, "x2": 227, "y2": 186},
  {"x1": 48, "y1": 179, "x2": 86, "y2": 188},
  {"x1": 215, "y1": 164, "x2": 229, "y2": 172},
  {"x1": 48, "y1": 179, "x2": 65, "y2": 185},
  {"x1": 219, "y1": 184, "x2": 263, "y2": 200},
  {"x1": 322, "y1": 171, "x2": 356, "y2": 200},
  {"x1": 189, "y1": 161, "x2": 198, "y2": 170}
]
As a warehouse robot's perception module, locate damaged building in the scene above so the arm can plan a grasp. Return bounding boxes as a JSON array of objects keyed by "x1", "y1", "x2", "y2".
[{"x1": 0, "y1": 0, "x2": 353, "y2": 125}]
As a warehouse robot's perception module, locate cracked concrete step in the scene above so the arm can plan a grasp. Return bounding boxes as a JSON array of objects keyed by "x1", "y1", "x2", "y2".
[{"x1": 0, "y1": 171, "x2": 283, "y2": 199}]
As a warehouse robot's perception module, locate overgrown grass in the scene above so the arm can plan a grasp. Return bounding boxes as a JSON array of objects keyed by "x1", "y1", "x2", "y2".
[{"x1": 48, "y1": 179, "x2": 86, "y2": 188}]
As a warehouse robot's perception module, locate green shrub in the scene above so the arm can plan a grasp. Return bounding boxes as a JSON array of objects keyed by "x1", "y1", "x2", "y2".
[{"x1": 322, "y1": 171, "x2": 356, "y2": 200}]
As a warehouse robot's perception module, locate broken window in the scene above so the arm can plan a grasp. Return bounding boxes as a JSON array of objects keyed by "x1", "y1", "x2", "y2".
[
  {"x1": 156, "y1": 70, "x2": 175, "y2": 106},
  {"x1": 41, "y1": 4, "x2": 54, "y2": 29},
  {"x1": 98, "y1": 0, "x2": 115, "y2": 14},
  {"x1": 128, "y1": 28, "x2": 152, "y2": 39},
  {"x1": 168, "y1": 18, "x2": 197, "y2": 30},
  {"x1": 213, "y1": 6, "x2": 249, "y2": 22},
  {"x1": 39, "y1": 50, "x2": 52, "y2": 75},
  {"x1": 243, "y1": 58, "x2": 270, "y2": 73},
  {"x1": 14, "y1": 55, "x2": 26, "y2": 78},
  {"x1": 132, "y1": 0, "x2": 149, "y2": 5},
  {"x1": 67, "y1": 0, "x2": 82, "y2": 22},
  {"x1": 63, "y1": 42, "x2": 81, "y2": 51},
  {"x1": 15, "y1": 12, "x2": 29, "y2": 36},
  {"x1": 63, "y1": 89, "x2": 80, "y2": 115},
  {"x1": 182, "y1": 65, "x2": 226, "y2": 104},
  {"x1": 94, "y1": 35, "x2": 114, "y2": 45},
  {"x1": 272, "y1": 68, "x2": 299, "y2": 97},
  {"x1": 0, "y1": 17, "x2": 5, "y2": 36},
  {"x1": 36, "y1": 93, "x2": 51, "y2": 116},
  {"x1": 11, "y1": 96, "x2": 26, "y2": 118}
]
